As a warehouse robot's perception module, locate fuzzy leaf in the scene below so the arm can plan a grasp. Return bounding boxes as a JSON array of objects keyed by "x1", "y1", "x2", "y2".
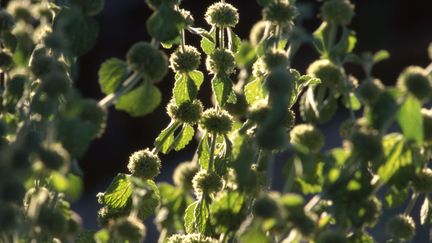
[
  {"x1": 397, "y1": 95, "x2": 424, "y2": 145},
  {"x1": 343, "y1": 92, "x2": 362, "y2": 111},
  {"x1": 378, "y1": 134, "x2": 412, "y2": 183},
  {"x1": 229, "y1": 28, "x2": 242, "y2": 53},
  {"x1": 373, "y1": 50, "x2": 390, "y2": 63},
  {"x1": 115, "y1": 81, "x2": 161, "y2": 117},
  {"x1": 98, "y1": 173, "x2": 132, "y2": 209},
  {"x1": 201, "y1": 28, "x2": 216, "y2": 55},
  {"x1": 198, "y1": 134, "x2": 210, "y2": 170},
  {"x1": 184, "y1": 201, "x2": 198, "y2": 233},
  {"x1": 154, "y1": 122, "x2": 179, "y2": 154},
  {"x1": 244, "y1": 78, "x2": 266, "y2": 105},
  {"x1": 174, "y1": 124, "x2": 195, "y2": 151},
  {"x1": 98, "y1": 58, "x2": 128, "y2": 94},
  {"x1": 212, "y1": 74, "x2": 236, "y2": 106},
  {"x1": 195, "y1": 199, "x2": 210, "y2": 234}
]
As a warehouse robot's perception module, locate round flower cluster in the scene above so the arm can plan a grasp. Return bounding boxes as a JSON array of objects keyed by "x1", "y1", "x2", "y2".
[
  {"x1": 397, "y1": 66, "x2": 432, "y2": 101},
  {"x1": 386, "y1": 214, "x2": 416, "y2": 241},
  {"x1": 200, "y1": 108, "x2": 233, "y2": 135},
  {"x1": 126, "y1": 42, "x2": 168, "y2": 82},
  {"x1": 356, "y1": 78, "x2": 384, "y2": 105},
  {"x1": 192, "y1": 170, "x2": 223, "y2": 196},
  {"x1": 172, "y1": 161, "x2": 199, "y2": 190},
  {"x1": 290, "y1": 124, "x2": 324, "y2": 153},
  {"x1": 205, "y1": 2, "x2": 239, "y2": 28},
  {"x1": 40, "y1": 71, "x2": 71, "y2": 97},
  {"x1": 167, "y1": 99, "x2": 203, "y2": 124},
  {"x1": 253, "y1": 194, "x2": 279, "y2": 219},
  {"x1": 111, "y1": 217, "x2": 146, "y2": 243},
  {"x1": 350, "y1": 129, "x2": 383, "y2": 162},
  {"x1": 265, "y1": 68, "x2": 295, "y2": 94},
  {"x1": 127, "y1": 149, "x2": 161, "y2": 179},
  {"x1": 169, "y1": 45, "x2": 201, "y2": 73},
  {"x1": 206, "y1": 48, "x2": 236, "y2": 74},
  {"x1": 307, "y1": 59, "x2": 344, "y2": 88},
  {"x1": 321, "y1": 0, "x2": 355, "y2": 26},
  {"x1": 263, "y1": 1, "x2": 297, "y2": 26}
]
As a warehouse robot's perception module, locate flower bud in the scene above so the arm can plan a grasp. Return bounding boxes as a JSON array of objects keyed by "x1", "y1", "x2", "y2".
[
  {"x1": 263, "y1": 50, "x2": 289, "y2": 70},
  {"x1": 205, "y1": 2, "x2": 239, "y2": 28},
  {"x1": 127, "y1": 42, "x2": 168, "y2": 82},
  {"x1": 41, "y1": 71, "x2": 71, "y2": 97},
  {"x1": 356, "y1": 78, "x2": 384, "y2": 105},
  {"x1": 265, "y1": 68, "x2": 295, "y2": 94},
  {"x1": 200, "y1": 108, "x2": 233, "y2": 135},
  {"x1": 263, "y1": 1, "x2": 297, "y2": 26},
  {"x1": 412, "y1": 167, "x2": 432, "y2": 193},
  {"x1": 0, "y1": 10, "x2": 14, "y2": 32},
  {"x1": 112, "y1": 217, "x2": 146, "y2": 242},
  {"x1": 37, "y1": 206, "x2": 68, "y2": 237},
  {"x1": 386, "y1": 214, "x2": 416, "y2": 241},
  {"x1": 173, "y1": 161, "x2": 199, "y2": 190},
  {"x1": 0, "y1": 52, "x2": 13, "y2": 71},
  {"x1": 397, "y1": 66, "x2": 432, "y2": 101},
  {"x1": 321, "y1": 0, "x2": 355, "y2": 26},
  {"x1": 307, "y1": 59, "x2": 344, "y2": 88},
  {"x1": 253, "y1": 193, "x2": 280, "y2": 219},
  {"x1": 257, "y1": 125, "x2": 287, "y2": 150},
  {"x1": 290, "y1": 124, "x2": 324, "y2": 153},
  {"x1": 350, "y1": 129, "x2": 383, "y2": 162},
  {"x1": 38, "y1": 144, "x2": 70, "y2": 171},
  {"x1": 317, "y1": 231, "x2": 347, "y2": 243},
  {"x1": 206, "y1": 48, "x2": 236, "y2": 74},
  {"x1": 169, "y1": 45, "x2": 201, "y2": 73},
  {"x1": 127, "y1": 149, "x2": 161, "y2": 179},
  {"x1": 167, "y1": 99, "x2": 203, "y2": 124},
  {"x1": 192, "y1": 170, "x2": 223, "y2": 196}
]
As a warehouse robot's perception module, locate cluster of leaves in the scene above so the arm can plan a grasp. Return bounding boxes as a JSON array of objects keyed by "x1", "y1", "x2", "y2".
[
  {"x1": 2, "y1": 0, "x2": 432, "y2": 242},
  {"x1": 0, "y1": 0, "x2": 107, "y2": 242}
]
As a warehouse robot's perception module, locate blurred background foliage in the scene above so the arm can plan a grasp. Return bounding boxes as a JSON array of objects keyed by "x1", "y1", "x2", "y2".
[{"x1": 69, "y1": 0, "x2": 432, "y2": 237}]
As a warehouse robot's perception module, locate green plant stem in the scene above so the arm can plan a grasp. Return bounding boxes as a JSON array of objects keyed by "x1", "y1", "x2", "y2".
[
  {"x1": 181, "y1": 29, "x2": 186, "y2": 52},
  {"x1": 404, "y1": 192, "x2": 419, "y2": 215},
  {"x1": 208, "y1": 132, "x2": 217, "y2": 172},
  {"x1": 98, "y1": 72, "x2": 142, "y2": 108}
]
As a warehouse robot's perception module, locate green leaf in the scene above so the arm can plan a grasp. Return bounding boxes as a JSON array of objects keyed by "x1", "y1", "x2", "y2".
[
  {"x1": 342, "y1": 93, "x2": 362, "y2": 111},
  {"x1": 420, "y1": 196, "x2": 430, "y2": 225},
  {"x1": 115, "y1": 81, "x2": 161, "y2": 117},
  {"x1": 367, "y1": 90, "x2": 399, "y2": 131},
  {"x1": 146, "y1": 4, "x2": 185, "y2": 42},
  {"x1": 372, "y1": 50, "x2": 390, "y2": 63},
  {"x1": 384, "y1": 186, "x2": 408, "y2": 208},
  {"x1": 244, "y1": 78, "x2": 266, "y2": 105},
  {"x1": 312, "y1": 21, "x2": 333, "y2": 57},
  {"x1": 378, "y1": 134, "x2": 412, "y2": 183},
  {"x1": 174, "y1": 124, "x2": 195, "y2": 151},
  {"x1": 97, "y1": 173, "x2": 132, "y2": 209},
  {"x1": 184, "y1": 201, "x2": 198, "y2": 233},
  {"x1": 212, "y1": 74, "x2": 236, "y2": 106},
  {"x1": 239, "y1": 222, "x2": 270, "y2": 243},
  {"x1": 188, "y1": 70, "x2": 204, "y2": 89},
  {"x1": 137, "y1": 180, "x2": 161, "y2": 219},
  {"x1": 154, "y1": 122, "x2": 180, "y2": 154},
  {"x1": 229, "y1": 28, "x2": 242, "y2": 53},
  {"x1": 211, "y1": 191, "x2": 245, "y2": 233},
  {"x1": 235, "y1": 42, "x2": 256, "y2": 68},
  {"x1": 98, "y1": 58, "x2": 129, "y2": 94},
  {"x1": 332, "y1": 27, "x2": 357, "y2": 58},
  {"x1": 54, "y1": 7, "x2": 98, "y2": 56},
  {"x1": 198, "y1": 134, "x2": 210, "y2": 170},
  {"x1": 397, "y1": 95, "x2": 424, "y2": 144},
  {"x1": 194, "y1": 198, "x2": 210, "y2": 234},
  {"x1": 201, "y1": 27, "x2": 216, "y2": 55},
  {"x1": 94, "y1": 229, "x2": 110, "y2": 243}
]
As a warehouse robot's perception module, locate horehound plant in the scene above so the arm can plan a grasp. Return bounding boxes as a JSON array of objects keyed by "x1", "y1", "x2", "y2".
[{"x1": 1, "y1": 0, "x2": 432, "y2": 242}]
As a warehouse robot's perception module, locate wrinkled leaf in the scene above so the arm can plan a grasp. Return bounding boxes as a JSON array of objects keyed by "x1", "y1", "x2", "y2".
[
  {"x1": 212, "y1": 74, "x2": 236, "y2": 106},
  {"x1": 98, "y1": 58, "x2": 129, "y2": 94},
  {"x1": 174, "y1": 124, "x2": 195, "y2": 151},
  {"x1": 244, "y1": 78, "x2": 266, "y2": 105},
  {"x1": 97, "y1": 173, "x2": 132, "y2": 209},
  {"x1": 115, "y1": 81, "x2": 161, "y2": 117},
  {"x1": 397, "y1": 95, "x2": 423, "y2": 145}
]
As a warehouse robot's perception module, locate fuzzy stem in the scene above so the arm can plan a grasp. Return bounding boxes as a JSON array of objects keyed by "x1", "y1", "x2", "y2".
[
  {"x1": 208, "y1": 132, "x2": 217, "y2": 172},
  {"x1": 404, "y1": 192, "x2": 419, "y2": 215},
  {"x1": 98, "y1": 72, "x2": 142, "y2": 108}
]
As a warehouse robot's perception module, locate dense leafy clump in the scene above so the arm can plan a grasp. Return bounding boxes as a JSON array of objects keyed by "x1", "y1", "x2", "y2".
[{"x1": 1, "y1": 0, "x2": 432, "y2": 242}]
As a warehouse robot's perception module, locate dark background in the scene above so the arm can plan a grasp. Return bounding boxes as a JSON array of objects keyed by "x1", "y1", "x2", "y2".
[{"x1": 73, "y1": 0, "x2": 432, "y2": 241}]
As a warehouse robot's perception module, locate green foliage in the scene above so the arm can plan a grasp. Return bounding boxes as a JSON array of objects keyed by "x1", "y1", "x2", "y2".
[{"x1": 2, "y1": 0, "x2": 432, "y2": 242}]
